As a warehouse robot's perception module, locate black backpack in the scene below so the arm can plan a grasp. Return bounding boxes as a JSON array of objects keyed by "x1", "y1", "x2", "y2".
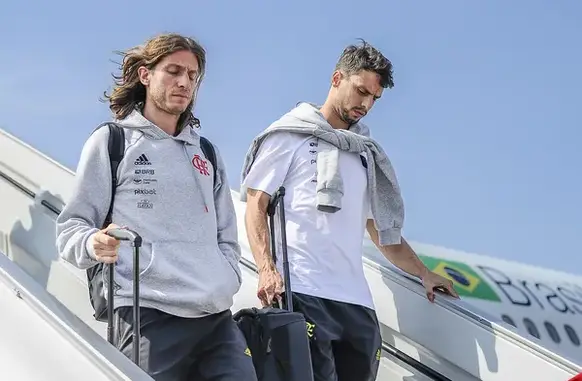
[{"x1": 86, "y1": 123, "x2": 217, "y2": 322}]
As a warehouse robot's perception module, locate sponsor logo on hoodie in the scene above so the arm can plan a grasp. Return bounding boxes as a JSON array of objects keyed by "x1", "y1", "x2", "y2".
[
  {"x1": 134, "y1": 154, "x2": 152, "y2": 166},
  {"x1": 134, "y1": 188, "x2": 156, "y2": 195}
]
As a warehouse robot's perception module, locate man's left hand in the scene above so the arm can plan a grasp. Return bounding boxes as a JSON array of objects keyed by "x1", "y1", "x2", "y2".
[{"x1": 421, "y1": 271, "x2": 460, "y2": 303}]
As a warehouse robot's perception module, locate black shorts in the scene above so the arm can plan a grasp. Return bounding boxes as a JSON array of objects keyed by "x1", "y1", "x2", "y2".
[
  {"x1": 284, "y1": 292, "x2": 383, "y2": 381},
  {"x1": 114, "y1": 307, "x2": 257, "y2": 381}
]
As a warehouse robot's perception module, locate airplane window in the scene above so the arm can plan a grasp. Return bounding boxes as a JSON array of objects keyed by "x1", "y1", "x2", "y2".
[
  {"x1": 564, "y1": 325, "x2": 580, "y2": 346},
  {"x1": 523, "y1": 318, "x2": 540, "y2": 339},
  {"x1": 501, "y1": 314, "x2": 516, "y2": 327},
  {"x1": 544, "y1": 322, "x2": 561, "y2": 343}
]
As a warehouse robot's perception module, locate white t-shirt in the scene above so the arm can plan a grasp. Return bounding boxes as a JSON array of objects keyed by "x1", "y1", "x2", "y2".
[{"x1": 242, "y1": 131, "x2": 375, "y2": 310}]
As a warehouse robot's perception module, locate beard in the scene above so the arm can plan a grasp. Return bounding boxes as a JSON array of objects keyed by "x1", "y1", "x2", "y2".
[
  {"x1": 151, "y1": 88, "x2": 189, "y2": 116},
  {"x1": 338, "y1": 106, "x2": 364, "y2": 126}
]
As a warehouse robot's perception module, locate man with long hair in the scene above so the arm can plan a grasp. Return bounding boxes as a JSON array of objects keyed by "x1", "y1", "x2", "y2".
[
  {"x1": 56, "y1": 33, "x2": 257, "y2": 381},
  {"x1": 241, "y1": 39, "x2": 459, "y2": 380}
]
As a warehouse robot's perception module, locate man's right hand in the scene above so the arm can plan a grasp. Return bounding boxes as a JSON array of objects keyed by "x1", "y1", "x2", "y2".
[
  {"x1": 90, "y1": 224, "x2": 121, "y2": 264},
  {"x1": 257, "y1": 267, "x2": 284, "y2": 307}
]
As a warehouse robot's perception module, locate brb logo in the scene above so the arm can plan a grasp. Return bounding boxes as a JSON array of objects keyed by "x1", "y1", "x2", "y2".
[{"x1": 192, "y1": 154, "x2": 210, "y2": 176}]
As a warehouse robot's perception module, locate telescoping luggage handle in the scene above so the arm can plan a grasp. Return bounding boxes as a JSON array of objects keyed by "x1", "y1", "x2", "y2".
[
  {"x1": 266, "y1": 186, "x2": 293, "y2": 313},
  {"x1": 105, "y1": 227, "x2": 142, "y2": 366}
]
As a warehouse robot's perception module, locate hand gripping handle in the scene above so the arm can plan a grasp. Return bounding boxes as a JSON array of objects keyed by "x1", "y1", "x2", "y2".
[
  {"x1": 106, "y1": 228, "x2": 142, "y2": 247},
  {"x1": 105, "y1": 227, "x2": 142, "y2": 365}
]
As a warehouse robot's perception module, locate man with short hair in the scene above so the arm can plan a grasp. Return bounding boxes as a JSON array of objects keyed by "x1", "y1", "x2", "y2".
[
  {"x1": 241, "y1": 39, "x2": 459, "y2": 381},
  {"x1": 56, "y1": 33, "x2": 257, "y2": 381}
]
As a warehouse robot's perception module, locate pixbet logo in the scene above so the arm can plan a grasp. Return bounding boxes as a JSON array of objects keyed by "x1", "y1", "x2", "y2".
[{"x1": 134, "y1": 189, "x2": 156, "y2": 195}]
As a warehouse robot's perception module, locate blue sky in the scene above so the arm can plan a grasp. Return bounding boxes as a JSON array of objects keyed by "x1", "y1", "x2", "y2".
[{"x1": 1, "y1": 1, "x2": 580, "y2": 274}]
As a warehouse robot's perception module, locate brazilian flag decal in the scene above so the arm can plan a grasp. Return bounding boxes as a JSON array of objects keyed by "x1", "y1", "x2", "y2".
[{"x1": 418, "y1": 254, "x2": 501, "y2": 302}]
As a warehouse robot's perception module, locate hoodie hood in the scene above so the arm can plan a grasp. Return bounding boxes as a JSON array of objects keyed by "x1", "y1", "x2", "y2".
[
  {"x1": 110, "y1": 108, "x2": 201, "y2": 146},
  {"x1": 271, "y1": 102, "x2": 370, "y2": 138}
]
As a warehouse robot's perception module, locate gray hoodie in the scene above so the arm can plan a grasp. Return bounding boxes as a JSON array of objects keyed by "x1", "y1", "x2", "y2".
[
  {"x1": 241, "y1": 102, "x2": 404, "y2": 246},
  {"x1": 56, "y1": 110, "x2": 242, "y2": 318}
]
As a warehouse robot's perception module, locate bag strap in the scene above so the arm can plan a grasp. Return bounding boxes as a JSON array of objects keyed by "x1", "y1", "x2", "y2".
[
  {"x1": 199, "y1": 135, "x2": 217, "y2": 184},
  {"x1": 103, "y1": 124, "x2": 125, "y2": 228}
]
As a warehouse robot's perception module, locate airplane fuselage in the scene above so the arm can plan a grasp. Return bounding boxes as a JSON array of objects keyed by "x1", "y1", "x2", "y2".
[{"x1": 377, "y1": 242, "x2": 582, "y2": 362}]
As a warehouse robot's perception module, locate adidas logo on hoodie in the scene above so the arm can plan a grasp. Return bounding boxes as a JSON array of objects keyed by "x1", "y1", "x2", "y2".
[{"x1": 134, "y1": 154, "x2": 151, "y2": 165}]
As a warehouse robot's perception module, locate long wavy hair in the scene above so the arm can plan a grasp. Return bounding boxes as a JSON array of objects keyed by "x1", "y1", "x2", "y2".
[{"x1": 102, "y1": 33, "x2": 206, "y2": 129}]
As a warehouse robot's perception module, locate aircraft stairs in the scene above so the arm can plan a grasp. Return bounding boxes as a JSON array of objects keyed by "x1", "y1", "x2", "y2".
[{"x1": 1, "y1": 128, "x2": 581, "y2": 380}]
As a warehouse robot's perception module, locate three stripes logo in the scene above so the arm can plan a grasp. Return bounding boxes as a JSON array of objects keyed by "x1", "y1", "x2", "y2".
[{"x1": 134, "y1": 154, "x2": 151, "y2": 166}]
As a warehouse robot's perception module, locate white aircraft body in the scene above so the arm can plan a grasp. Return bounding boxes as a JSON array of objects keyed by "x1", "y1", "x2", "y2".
[
  {"x1": 0, "y1": 127, "x2": 580, "y2": 380},
  {"x1": 364, "y1": 237, "x2": 582, "y2": 363}
]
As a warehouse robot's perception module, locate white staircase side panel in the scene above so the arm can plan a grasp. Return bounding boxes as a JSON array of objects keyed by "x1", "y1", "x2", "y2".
[{"x1": 0, "y1": 253, "x2": 153, "y2": 380}]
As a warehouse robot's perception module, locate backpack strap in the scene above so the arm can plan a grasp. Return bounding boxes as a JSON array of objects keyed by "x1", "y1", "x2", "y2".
[
  {"x1": 86, "y1": 123, "x2": 125, "y2": 323},
  {"x1": 103, "y1": 124, "x2": 125, "y2": 228},
  {"x1": 199, "y1": 136, "x2": 218, "y2": 184}
]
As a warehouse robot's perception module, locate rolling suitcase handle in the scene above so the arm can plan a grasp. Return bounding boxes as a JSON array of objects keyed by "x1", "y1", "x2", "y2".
[
  {"x1": 267, "y1": 186, "x2": 293, "y2": 312},
  {"x1": 265, "y1": 187, "x2": 315, "y2": 381},
  {"x1": 105, "y1": 227, "x2": 143, "y2": 366}
]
